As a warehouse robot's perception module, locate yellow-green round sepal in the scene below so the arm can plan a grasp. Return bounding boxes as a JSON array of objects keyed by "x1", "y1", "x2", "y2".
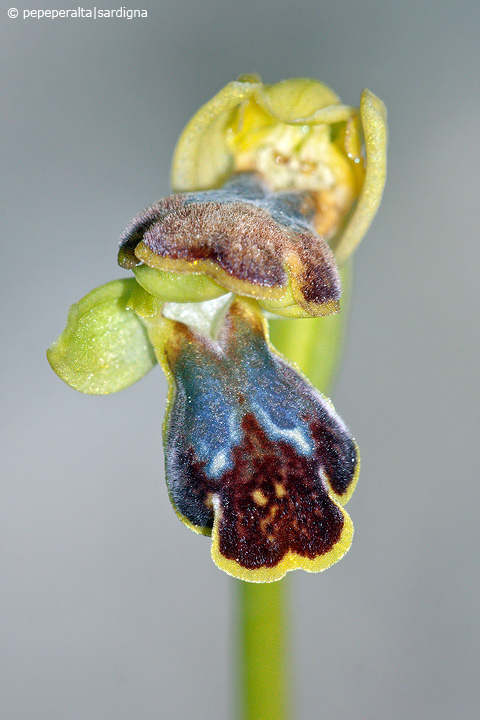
[{"x1": 47, "y1": 279, "x2": 157, "y2": 395}]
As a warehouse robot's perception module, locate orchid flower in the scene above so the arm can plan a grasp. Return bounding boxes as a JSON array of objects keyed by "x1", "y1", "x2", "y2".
[{"x1": 48, "y1": 76, "x2": 387, "y2": 582}]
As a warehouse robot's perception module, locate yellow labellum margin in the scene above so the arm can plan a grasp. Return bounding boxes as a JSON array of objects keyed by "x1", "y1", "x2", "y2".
[{"x1": 143, "y1": 296, "x2": 360, "y2": 582}]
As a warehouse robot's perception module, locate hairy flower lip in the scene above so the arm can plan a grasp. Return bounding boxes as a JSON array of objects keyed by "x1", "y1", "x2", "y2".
[
  {"x1": 145, "y1": 296, "x2": 359, "y2": 581},
  {"x1": 118, "y1": 172, "x2": 342, "y2": 318}
]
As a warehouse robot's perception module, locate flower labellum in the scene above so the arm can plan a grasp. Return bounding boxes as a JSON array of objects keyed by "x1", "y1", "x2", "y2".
[{"x1": 146, "y1": 298, "x2": 359, "y2": 582}]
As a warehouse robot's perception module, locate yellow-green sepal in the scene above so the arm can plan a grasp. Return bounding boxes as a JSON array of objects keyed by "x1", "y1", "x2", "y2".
[
  {"x1": 125, "y1": 280, "x2": 162, "y2": 318},
  {"x1": 333, "y1": 90, "x2": 388, "y2": 263},
  {"x1": 171, "y1": 75, "x2": 263, "y2": 192},
  {"x1": 47, "y1": 278, "x2": 157, "y2": 395},
  {"x1": 171, "y1": 75, "x2": 355, "y2": 194}
]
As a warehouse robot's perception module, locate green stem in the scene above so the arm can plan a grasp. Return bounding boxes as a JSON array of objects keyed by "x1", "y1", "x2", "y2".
[
  {"x1": 268, "y1": 262, "x2": 352, "y2": 391},
  {"x1": 235, "y1": 263, "x2": 353, "y2": 720},
  {"x1": 237, "y1": 580, "x2": 291, "y2": 720}
]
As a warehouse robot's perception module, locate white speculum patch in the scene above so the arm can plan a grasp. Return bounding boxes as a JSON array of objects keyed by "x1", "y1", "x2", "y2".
[
  {"x1": 163, "y1": 294, "x2": 233, "y2": 340},
  {"x1": 253, "y1": 404, "x2": 312, "y2": 455},
  {"x1": 208, "y1": 450, "x2": 230, "y2": 478},
  {"x1": 207, "y1": 413, "x2": 242, "y2": 479}
]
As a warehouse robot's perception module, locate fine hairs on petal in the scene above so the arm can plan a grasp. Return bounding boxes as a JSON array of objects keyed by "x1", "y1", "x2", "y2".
[{"x1": 118, "y1": 173, "x2": 342, "y2": 318}]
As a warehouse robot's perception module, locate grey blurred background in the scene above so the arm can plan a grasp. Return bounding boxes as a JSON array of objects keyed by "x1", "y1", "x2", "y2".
[{"x1": 2, "y1": 1, "x2": 479, "y2": 718}]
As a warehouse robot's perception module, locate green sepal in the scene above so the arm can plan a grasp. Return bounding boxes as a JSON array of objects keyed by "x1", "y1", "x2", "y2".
[
  {"x1": 47, "y1": 278, "x2": 157, "y2": 395},
  {"x1": 125, "y1": 280, "x2": 162, "y2": 318},
  {"x1": 333, "y1": 90, "x2": 388, "y2": 263},
  {"x1": 133, "y1": 264, "x2": 227, "y2": 303}
]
